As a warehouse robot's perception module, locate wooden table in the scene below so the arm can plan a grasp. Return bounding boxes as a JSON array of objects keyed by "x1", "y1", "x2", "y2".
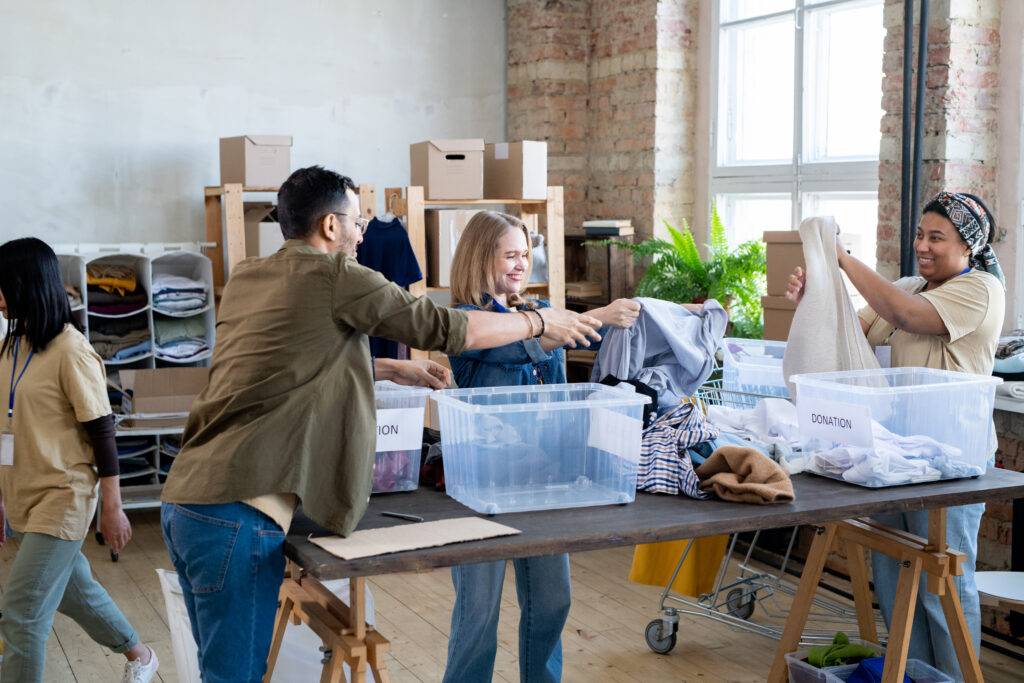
[{"x1": 269, "y1": 469, "x2": 1024, "y2": 683}]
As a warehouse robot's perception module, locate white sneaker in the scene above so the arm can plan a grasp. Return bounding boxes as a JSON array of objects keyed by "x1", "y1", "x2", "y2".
[{"x1": 121, "y1": 646, "x2": 159, "y2": 683}]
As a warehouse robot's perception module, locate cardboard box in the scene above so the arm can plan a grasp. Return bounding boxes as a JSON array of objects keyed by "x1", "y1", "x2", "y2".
[
  {"x1": 763, "y1": 230, "x2": 862, "y2": 296},
  {"x1": 243, "y1": 203, "x2": 284, "y2": 258},
  {"x1": 220, "y1": 135, "x2": 293, "y2": 187},
  {"x1": 762, "y1": 295, "x2": 796, "y2": 341},
  {"x1": 425, "y1": 351, "x2": 452, "y2": 432},
  {"x1": 484, "y1": 141, "x2": 547, "y2": 200},
  {"x1": 119, "y1": 368, "x2": 210, "y2": 429},
  {"x1": 426, "y1": 209, "x2": 479, "y2": 286},
  {"x1": 410, "y1": 139, "x2": 484, "y2": 200}
]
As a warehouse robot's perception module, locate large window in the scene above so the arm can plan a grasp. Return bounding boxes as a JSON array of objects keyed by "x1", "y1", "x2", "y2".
[{"x1": 713, "y1": 0, "x2": 884, "y2": 267}]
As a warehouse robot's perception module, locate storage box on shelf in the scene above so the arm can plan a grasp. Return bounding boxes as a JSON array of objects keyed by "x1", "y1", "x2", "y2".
[
  {"x1": 431, "y1": 383, "x2": 649, "y2": 514},
  {"x1": 792, "y1": 368, "x2": 1000, "y2": 487},
  {"x1": 721, "y1": 337, "x2": 789, "y2": 398},
  {"x1": 371, "y1": 381, "x2": 432, "y2": 494}
]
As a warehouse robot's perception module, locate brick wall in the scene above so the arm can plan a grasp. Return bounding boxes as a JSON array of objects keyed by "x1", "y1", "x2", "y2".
[
  {"x1": 506, "y1": 0, "x2": 699, "y2": 240},
  {"x1": 876, "y1": 0, "x2": 1001, "y2": 280},
  {"x1": 506, "y1": 0, "x2": 590, "y2": 233}
]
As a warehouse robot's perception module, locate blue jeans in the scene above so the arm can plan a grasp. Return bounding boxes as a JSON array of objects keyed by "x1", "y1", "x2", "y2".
[
  {"x1": 444, "y1": 554, "x2": 571, "y2": 683},
  {"x1": 0, "y1": 530, "x2": 139, "y2": 683},
  {"x1": 871, "y1": 503, "x2": 983, "y2": 680},
  {"x1": 160, "y1": 502, "x2": 286, "y2": 683}
]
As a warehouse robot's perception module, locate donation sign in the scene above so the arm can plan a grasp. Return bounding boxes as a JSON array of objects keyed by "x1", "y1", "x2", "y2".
[
  {"x1": 797, "y1": 398, "x2": 874, "y2": 448},
  {"x1": 375, "y1": 408, "x2": 426, "y2": 453}
]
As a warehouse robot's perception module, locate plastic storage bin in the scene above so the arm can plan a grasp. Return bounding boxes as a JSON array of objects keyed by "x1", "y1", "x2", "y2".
[
  {"x1": 786, "y1": 650, "x2": 951, "y2": 683},
  {"x1": 372, "y1": 381, "x2": 432, "y2": 494},
  {"x1": 785, "y1": 638, "x2": 882, "y2": 683},
  {"x1": 722, "y1": 338, "x2": 789, "y2": 398},
  {"x1": 793, "y1": 368, "x2": 1000, "y2": 487},
  {"x1": 432, "y1": 383, "x2": 649, "y2": 514}
]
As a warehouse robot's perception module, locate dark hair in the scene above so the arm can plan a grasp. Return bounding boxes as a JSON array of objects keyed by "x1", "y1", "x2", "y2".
[
  {"x1": 922, "y1": 193, "x2": 997, "y2": 245},
  {"x1": 277, "y1": 166, "x2": 358, "y2": 239},
  {"x1": 0, "y1": 237, "x2": 79, "y2": 356}
]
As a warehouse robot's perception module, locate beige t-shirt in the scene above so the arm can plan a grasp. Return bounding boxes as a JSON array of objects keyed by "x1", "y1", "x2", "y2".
[
  {"x1": 244, "y1": 493, "x2": 298, "y2": 532},
  {"x1": 858, "y1": 270, "x2": 1005, "y2": 376},
  {"x1": 0, "y1": 326, "x2": 110, "y2": 540}
]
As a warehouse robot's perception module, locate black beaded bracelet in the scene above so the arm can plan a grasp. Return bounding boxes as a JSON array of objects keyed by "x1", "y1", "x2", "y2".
[{"x1": 532, "y1": 309, "x2": 545, "y2": 338}]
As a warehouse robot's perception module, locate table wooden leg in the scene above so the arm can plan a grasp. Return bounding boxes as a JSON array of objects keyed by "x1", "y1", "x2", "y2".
[
  {"x1": 939, "y1": 573, "x2": 984, "y2": 683},
  {"x1": 263, "y1": 594, "x2": 294, "y2": 683},
  {"x1": 843, "y1": 538, "x2": 879, "y2": 644},
  {"x1": 881, "y1": 556, "x2": 921, "y2": 683},
  {"x1": 768, "y1": 524, "x2": 837, "y2": 683},
  {"x1": 366, "y1": 630, "x2": 392, "y2": 683}
]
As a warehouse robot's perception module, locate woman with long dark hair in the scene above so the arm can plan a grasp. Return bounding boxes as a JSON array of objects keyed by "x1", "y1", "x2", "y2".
[{"x1": 0, "y1": 238, "x2": 158, "y2": 682}]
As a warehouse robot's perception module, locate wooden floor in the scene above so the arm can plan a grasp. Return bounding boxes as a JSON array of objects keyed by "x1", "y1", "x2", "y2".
[{"x1": 0, "y1": 510, "x2": 1020, "y2": 682}]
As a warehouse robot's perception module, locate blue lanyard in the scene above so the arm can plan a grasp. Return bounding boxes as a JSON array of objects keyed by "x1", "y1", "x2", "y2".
[
  {"x1": 8, "y1": 342, "x2": 34, "y2": 419},
  {"x1": 959, "y1": 266, "x2": 972, "y2": 276}
]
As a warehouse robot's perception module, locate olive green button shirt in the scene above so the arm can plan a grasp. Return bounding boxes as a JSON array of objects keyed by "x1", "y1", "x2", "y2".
[{"x1": 161, "y1": 240, "x2": 468, "y2": 536}]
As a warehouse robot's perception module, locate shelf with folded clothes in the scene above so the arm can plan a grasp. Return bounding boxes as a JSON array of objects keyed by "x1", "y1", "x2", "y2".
[
  {"x1": 153, "y1": 309, "x2": 213, "y2": 365},
  {"x1": 116, "y1": 437, "x2": 159, "y2": 459},
  {"x1": 84, "y1": 253, "x2": 152, "y2": 321}
]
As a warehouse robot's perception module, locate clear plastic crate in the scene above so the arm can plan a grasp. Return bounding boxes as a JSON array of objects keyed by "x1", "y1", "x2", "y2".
[
  {"x1": 721, "y1": 337, "x2": 790, "y2": 398},
  {"x1": 371, "y1": 381, "x2": 432, "y2": 494},
  {"x1": 792, "y1": 368, "x2": 1000, "y2": 487},
  {"x1": 786, "y1": 650, "x2": 952, "y2": 683},
  {"x1": 431, "y1": 383, "x2": 650, "y2": 514}
]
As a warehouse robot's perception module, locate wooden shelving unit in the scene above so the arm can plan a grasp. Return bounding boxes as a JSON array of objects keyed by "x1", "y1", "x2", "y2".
[{"x1": 378, "y1": 186, "x2": 565, "y2": 359}]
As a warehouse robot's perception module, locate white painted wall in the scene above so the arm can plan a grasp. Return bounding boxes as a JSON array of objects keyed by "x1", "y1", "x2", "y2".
[{"x1": 0, "y1": 0, "x2": 506, "y2": 244}]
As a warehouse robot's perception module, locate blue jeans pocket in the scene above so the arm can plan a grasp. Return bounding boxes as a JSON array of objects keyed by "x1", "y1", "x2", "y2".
[{"x1": 171, "y1": 505, "x2": 242, "y2": 594}]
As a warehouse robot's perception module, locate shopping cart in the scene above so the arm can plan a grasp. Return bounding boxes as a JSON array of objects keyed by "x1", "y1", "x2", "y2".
[{"x1": 643, "y1": 380, "x2": 885, "y2": 654}]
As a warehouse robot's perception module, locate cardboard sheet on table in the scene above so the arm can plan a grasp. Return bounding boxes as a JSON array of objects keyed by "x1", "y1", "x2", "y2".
[{"x1": 310, "y1": 517, "x2": 521, "y2": 560}]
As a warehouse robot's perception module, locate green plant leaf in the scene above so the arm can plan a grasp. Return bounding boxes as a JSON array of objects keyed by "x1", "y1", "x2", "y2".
[{"x1": 710, "y1": 202, "x2": 728, "y2": 257}]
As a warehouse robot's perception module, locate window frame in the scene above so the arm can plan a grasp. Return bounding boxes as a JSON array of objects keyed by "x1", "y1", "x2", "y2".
[{"x1": 709, "y1": 0, "x2": 883, "y2": 233}]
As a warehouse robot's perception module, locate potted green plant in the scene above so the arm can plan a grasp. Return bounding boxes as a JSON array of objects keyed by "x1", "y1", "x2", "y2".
[{"x1": 592, "y1": 207, "x2": 767, "y2": 338}]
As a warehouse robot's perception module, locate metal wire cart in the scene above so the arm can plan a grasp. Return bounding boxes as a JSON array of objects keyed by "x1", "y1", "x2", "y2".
[{"x1": 643, "y1": 380, "x2": 886, "y2": 655}]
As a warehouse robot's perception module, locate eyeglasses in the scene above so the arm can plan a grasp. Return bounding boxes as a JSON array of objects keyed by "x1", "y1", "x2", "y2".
[{"x1": 327, "y1": 212, "x2": 370, "y2": 235}]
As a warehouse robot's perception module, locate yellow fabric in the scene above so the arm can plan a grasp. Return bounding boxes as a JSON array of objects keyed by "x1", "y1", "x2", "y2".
[
  {"x1": 859, "y1": 271, "x2": 1004, "y2": 376},
  {"x1": 86, "y1": 264, "x2": 137, "y2": 296},
  {"x1": 629, "y1": 535, "x2": 729, "y2": 597},
  {"x1": 244, "y1": 493, "x2": 299, "y2": 532},
  {"x1": 0, "y1": 326, "x2": 110, "y2": 540}
]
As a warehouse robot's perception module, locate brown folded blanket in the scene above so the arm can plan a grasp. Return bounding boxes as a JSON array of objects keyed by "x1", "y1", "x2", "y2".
[{"x1": 695, "y1": 445, "x2": 795, "y2": 505}]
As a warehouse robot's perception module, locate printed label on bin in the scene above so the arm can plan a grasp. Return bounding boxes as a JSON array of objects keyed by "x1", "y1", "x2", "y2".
[
  {"x1": 797, "y1": 398, "x2": 874, "y2": 448},
  {"x1": 587, "y1": 408, "x2": 641, "y2": 463},
  {"x1": 375, "y1": 408, "x2": 425, "y2": 453},
  {"x1": 494, "y1": 143, "x2": 509, "y2": 160}
]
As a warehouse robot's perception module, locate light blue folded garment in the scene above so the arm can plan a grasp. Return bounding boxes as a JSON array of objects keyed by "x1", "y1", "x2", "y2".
[{"x1": 111, "y1": 340, "x2": 152, "y2": 360}]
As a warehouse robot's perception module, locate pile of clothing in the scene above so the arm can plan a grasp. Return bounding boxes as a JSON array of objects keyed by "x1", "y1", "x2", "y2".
[
  {"x1": 638, "y1": 401, "x2": 795, "y2": 504},
  {"x1": 995, "y1": 331, "x2": 1024, "y2": 399},
  {"x1": 154, "y1": 316, "x2": 209, "y2": 362},
  {"x1": 152, "y1": 273, "x2": 208, "y2": 314},
  {"x1": 87, "y1": 263, "x2": 148, "y2": 315},
  {"x1": 89, "y1": 316, "x2": 151, "y2": 362}
]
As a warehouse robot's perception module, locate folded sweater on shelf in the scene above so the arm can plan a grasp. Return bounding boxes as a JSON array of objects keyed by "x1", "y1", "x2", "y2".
[{"x1": 87, "y1": 264, "x2": 137, "y2": 295}]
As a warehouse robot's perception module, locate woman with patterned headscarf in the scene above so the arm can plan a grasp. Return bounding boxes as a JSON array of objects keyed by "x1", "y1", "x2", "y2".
[{"x1": 786, "y1": 191, "x2": 1005, "y2": 679}]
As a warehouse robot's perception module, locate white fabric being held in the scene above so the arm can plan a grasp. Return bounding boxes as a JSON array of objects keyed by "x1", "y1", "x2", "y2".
[{"x1": 783, "y1": 216, "x2": 879, "y2": 396}]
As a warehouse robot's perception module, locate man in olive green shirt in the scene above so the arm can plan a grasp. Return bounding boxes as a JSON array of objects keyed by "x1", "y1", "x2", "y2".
[{"x1": 159, "y1": 166, "x2": 600, "y2": 680}]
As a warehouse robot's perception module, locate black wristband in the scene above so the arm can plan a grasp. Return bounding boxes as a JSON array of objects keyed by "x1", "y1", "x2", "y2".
[{"x1": 532, "y1": 309, "x2": 545, "y2": 338}]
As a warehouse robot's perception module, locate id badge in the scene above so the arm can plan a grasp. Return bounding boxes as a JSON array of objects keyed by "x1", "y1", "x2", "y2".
[{"x1": 0, "y1": 432, "x2": 13, "y2": 467}]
